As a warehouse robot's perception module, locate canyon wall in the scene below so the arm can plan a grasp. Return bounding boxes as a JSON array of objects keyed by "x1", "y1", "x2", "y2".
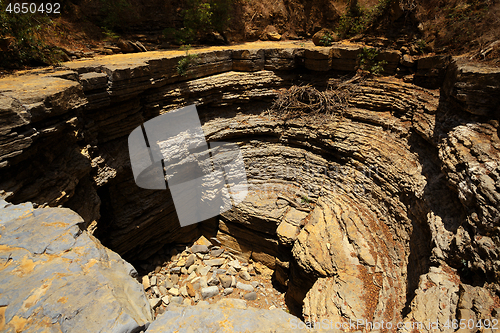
[{"x1": 1, "y1": 41, "x2": 499, "y2": 331}]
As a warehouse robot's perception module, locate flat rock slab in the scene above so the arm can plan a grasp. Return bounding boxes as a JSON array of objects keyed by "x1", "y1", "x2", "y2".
[
  {"x1": 145, "y1": 304, "x2": 304, "y2": 333},
  {"x1": 203, "y1": 258, "x2": 225, "y2": 266},
  {"x1": 236, "y1": 282, "x2": 254, "y2": 292},
  {"x1": 190, "y1": 244, "x2": 209, "y2": 254},
  {"x1": 0, "y1": 200, "x2": 152, "y2": 333}
]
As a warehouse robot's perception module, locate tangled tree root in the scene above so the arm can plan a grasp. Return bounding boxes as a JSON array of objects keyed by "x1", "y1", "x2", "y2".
[{"x1": 267, "y1": 74, "x2": 365, "y2": 122}]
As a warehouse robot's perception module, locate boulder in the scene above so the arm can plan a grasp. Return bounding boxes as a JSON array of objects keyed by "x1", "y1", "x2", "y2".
[
  {"x1": 312, "y1": 28, "x2": 339, "y2": 46},
  {"x1": 260, "y1": 25, "x2": 281, "y2": 41},
  {"x1": 276, "y1": 221, "x2": 300, "y2": 246},
  {"x1": 116, "y1": 39, "x2": 136, "y2": 53},
  {"x1": 0, "y1": 200, "x2": 152, "y2": 332},
  {"x1": 401, "y1": 54, "x2": 415, "y2": 67}
]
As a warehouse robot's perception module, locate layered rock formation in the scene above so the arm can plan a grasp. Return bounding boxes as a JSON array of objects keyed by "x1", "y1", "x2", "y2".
[{"x1": 1, "y1": 41, "x2": 499, "y2": 331}]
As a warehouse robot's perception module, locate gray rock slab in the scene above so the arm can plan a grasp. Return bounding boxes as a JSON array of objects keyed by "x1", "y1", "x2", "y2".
[
  {"x1": 210, "y1": 248, "x2": 224, "y2": 257},
  {"x1": 169, "y1": 296, "x2": 184, "y2": 306},
  {"x1": 219, "y1": 275, "x2": 232, "y2": 289},
  {"x1": 236, "y1": 282, "x2": 254, "y2": 292},
  {"x1": 190, "y1": 245, "x2": 209, "y2": 254},
  {"x1": 198, "y1": 265, "x2": 211, "y2": 276},
  {"x1": 170, "y1": 267, "x2": 181, "y2": 274},
  {"x1": 0, "y1": 201, "x2": 152, "y2": 333},
  {"x1": 239, "y1": 270, "x2": 251, "y2": 281},
  {"x1": 207, "y1": 276, "x2": 220, "y2": 286},
  {"x1": 185, "y1": 254, "x2": 196, "y2": 268},
  {"x1": 146, "y1": 303, "x2": 306, "y2": 332},
  {"x1": 222, "y1": 287, "x2": 234, "y2": 296}
]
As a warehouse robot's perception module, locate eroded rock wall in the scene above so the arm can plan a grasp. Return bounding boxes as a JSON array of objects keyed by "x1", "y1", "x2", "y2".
[{"x1": 1, "y1": 42, "x2": 499, "y2": 329}]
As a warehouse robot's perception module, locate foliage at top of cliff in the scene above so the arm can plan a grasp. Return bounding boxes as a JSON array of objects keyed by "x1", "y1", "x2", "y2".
[
  {"x1": 0, "y1": 0, "x2": 499, "y2": 69},
  {"x1": 0, "y1": 0, "x2": 62, "y2": 67},
  {"x1": 416, "y1": 0, "x2": 499, "y2": 59}
]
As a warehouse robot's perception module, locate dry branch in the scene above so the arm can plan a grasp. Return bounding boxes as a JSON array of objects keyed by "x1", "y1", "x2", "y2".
[{"x1": 267, "y1": 74, "x2": 363, "y2": 122}]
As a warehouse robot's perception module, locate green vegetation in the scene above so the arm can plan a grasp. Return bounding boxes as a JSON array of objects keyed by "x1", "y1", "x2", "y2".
[
  {"x1": 319, "y1": 32, "x2": 335, "y2": 47},
  {"x1": 176, "y1": 45, "x2": 198, "y2": 76},
  {"x1": 336, "y1": 0, "x2": 395, "y2": 38},
  {"x1": 163, "y1": 0, "x2": 232, "y2": 45},
  {"x1": 99, "y1": 0, "x2": 131, "y2": 32},
  {"x1": 0, "y1": 0, "x2": 60, "y2": 67},
  {"x1": 336, "y1": 0, "x2": 366, "y2": 38},
  {"x1": 358, "y1": 47, "x2": 387, "y2": 75},
  {"x1": 416, "y1": 40, "x2": 427, "y2": 54},
  {"x1": 459, "y1": 259, "x2": 473, "y2": 279},
  {"x1": 102, "y1": 27, "x2": 120, "y2": 40},
  {"x1": 301, "y1": 195, "x2": 312, "y2": 204}
]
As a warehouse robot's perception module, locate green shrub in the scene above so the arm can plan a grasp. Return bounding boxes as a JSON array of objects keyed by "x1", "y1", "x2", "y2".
[
  {"x1": 0, "y1": 0, "x2": 59, "y2": 67},
  {"x1": 336, "y1": 0, "x2": 395, "y2": 38},
  {"x1": 336, "y1": 0, "x2": 366, "y2": 38},
  {"x1": 99, "y1": 0, "x2": 131, "y2": 32},
  {"x1": 416, "y1": 40, "x2": 427, "y2": 54},
  {"x1": 102, "y1": 27, "x2": 120, "y2": 40},
  {"x1": 176, "y1": 45, "x2": 198, "y2": 76},
  {"x1": 319, "y1": 32, "x2": 335, "y2": 46},
  {"x1": 358, "y1": 47, "x2": 387, "y2": 75},
  {"x1": 207, "y1": 0, "x2": 232, "y2": 34},
  {"x1": 164, "y1": 0, "x2": 232, "y2": 45}
]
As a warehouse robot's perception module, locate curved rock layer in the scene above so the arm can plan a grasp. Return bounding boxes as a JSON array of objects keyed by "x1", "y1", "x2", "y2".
[{"x1": 1, "y1": 42, "x2": 499, "y2": 330}]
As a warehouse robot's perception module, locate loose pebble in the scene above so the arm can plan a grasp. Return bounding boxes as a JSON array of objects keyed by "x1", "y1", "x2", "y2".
[
  {"x1": 201, "y1": 286, "x2": 219, "y2": 299},
  {"x1": 236, "y1": 282, "x2": 254, "y2": 292},
  {"x1": 143, "y1": 235, "x2": 287, "y2": 319},
  {"x1": 244, "y1": 292, "x2": 257, "y2": 301},
  {"x1": 222, "y1": 288, "x2": 233, "y2": 296}
]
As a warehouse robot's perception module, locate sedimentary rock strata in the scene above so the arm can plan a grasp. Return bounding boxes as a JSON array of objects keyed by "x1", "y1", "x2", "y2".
[{"x1": 1, "y1": 41, "x2": 499, "y2": 331}]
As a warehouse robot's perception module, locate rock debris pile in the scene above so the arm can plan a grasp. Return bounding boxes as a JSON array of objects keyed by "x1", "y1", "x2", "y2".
[{"x1": 141, "y1": 236, "x2": 287, "y2": 318}]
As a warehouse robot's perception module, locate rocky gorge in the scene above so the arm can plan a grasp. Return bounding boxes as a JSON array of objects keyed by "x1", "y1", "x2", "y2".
[{"x1": 0, "y1": 40, "x2": 499, "y2": 332}]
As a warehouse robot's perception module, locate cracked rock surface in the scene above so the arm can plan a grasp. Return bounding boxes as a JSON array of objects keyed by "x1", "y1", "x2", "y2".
[{"x1": 0, "y1": 200, "x2": 152, "y2": 333}]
